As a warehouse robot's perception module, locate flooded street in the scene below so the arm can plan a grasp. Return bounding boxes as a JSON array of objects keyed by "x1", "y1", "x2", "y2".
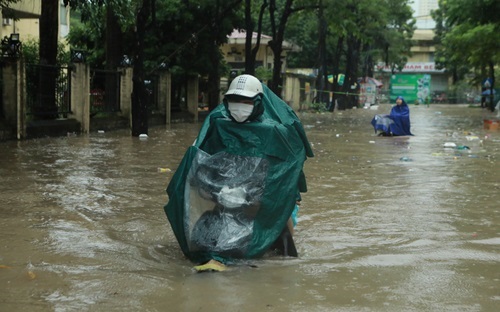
[{"x1": 1, "y1": 104, "x2": 499, "y2": 311}]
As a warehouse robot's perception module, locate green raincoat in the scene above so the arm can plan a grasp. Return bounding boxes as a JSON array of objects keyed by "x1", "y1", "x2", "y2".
[{"x1": 164, "y1": 84, "x2": 313, "y2": 264}]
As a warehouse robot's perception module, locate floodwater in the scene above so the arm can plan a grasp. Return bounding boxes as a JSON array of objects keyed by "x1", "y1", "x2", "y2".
[{"x1": 1, "y1": 104, "x2": 499, "y2": 312}]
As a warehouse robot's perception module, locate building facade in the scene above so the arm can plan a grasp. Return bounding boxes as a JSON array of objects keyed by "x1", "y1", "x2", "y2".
[
  {"x1": 1, "y1": 0, "x2": 69, "y2": 44},
  {"x1": 373, "y1": 0, "x2": 451, "y2": 104},
  {"x1": 222, "y1": 29, "x2": 300, "y2": 74}
]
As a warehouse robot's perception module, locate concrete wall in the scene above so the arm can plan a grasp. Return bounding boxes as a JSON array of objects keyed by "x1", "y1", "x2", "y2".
[
  {"x1": 119, "y1": 67, "x2": 133, "y2": 128},
  {"x1": 158, "y1": 71, "x2": 171, "y2": 124},
  {"x1": 69, "y1": 62, "x2": 90, "y2": 133},
  {"x1": 2, "y1": 59, "x2": 26, "y2": 139},
  {"x1": 1, "y1": 60, "x2": 176, "y2": 140},
  {"x1": 283, "y1": 75, "x2": 301, "y2": 111}
]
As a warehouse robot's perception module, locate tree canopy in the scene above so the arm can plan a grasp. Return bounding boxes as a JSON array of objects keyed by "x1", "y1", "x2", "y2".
[
  {"x1": 31, "y1": 0, "x2": 441, "y2": 122},
  {"x1": 433, "y1": 0, "x2": 500, "y2": 109}
]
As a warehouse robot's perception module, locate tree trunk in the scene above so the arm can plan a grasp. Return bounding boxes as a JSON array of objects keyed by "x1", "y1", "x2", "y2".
[
  {"x1": 245, "y1": 0, "x2": 268, "y2": 75},
  {"x1": 316, "y1": 2, "x2": 328, "y2": 106},
  {"x1": 343, "y1": 35, "x2": 360, "y2": 109},
  {"x1": 131, "y1": 0, "x2": 151, "y2": 136},
  {"x1": 363, "y1": 44, "x2": 373, "y2": 77},
  {"x1": 268, "y1": 0, "x2": 293, "y2": 96},
  {"x1": 208, "y1": 38, "x2": 221, "y2": 111},
  {"x1": 207, "y1": 71, "x2": 220, "y2": 111},
  {"x1": 488, "y1": 61, "x2": 495, "y2": 112},
  {"x1": 37, "y1": 0, "x2": 59, "y2": 119},
  {"x1": 105, "y1": 4, "x2": 123, "y2": 112},
  {"x1": 244, "y1": 0, "x2": 255, "y2": 74},
  {"x1": 330, "y1": 36, "x2": 344, "y2": 111}
]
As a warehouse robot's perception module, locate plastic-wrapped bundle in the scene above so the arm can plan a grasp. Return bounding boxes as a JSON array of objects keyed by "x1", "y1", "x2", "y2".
[
  {"x1": 184, "y1": 151, "x2": 267, "y2": 257},
  {"x1": 371, "y1": 114, "x2": 394, "y2": 134}
]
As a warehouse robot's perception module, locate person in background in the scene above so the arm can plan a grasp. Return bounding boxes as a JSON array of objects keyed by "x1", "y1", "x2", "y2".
[
  {"x1": 371, "y1": 96, "x2": 413, "y2": 136},
  {"x1": 164, "y1": 74, "x2": 313, "y2": 272}
]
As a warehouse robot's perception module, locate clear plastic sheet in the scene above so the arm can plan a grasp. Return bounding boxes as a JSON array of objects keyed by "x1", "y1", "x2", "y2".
[
  {"x1": 184, "y1": 150, "x2": 268, "y2": 257},
  {"x1": 371, "y1": 114, "x2": 395, "y2": 134},
  {"x1": 373, "y1": 114, "x2": 394, "y2": 128}
]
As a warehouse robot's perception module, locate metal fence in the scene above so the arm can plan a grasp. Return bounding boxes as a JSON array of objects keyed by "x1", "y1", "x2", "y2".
[{"x1": 25, "y1": 64, "x2": 72, "y2": 118}]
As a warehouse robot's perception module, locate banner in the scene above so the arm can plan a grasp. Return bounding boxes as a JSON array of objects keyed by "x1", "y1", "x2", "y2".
[{"x1": 390, "y1": 74, "x2": 431, "y2": 104}]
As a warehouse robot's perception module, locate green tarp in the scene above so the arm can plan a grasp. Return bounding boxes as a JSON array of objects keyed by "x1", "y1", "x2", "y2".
[{"x1": 164, "y1": 85, "x2": 313, "y2": 264}]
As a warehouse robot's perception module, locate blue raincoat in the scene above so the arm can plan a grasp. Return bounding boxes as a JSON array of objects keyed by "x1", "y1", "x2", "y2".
[{"x1": 371, "y1": 96, "x2": 412, "y2": 136}]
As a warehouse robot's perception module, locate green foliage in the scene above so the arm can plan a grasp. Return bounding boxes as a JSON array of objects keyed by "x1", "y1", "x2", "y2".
[
  {"x1": 0, "y1": 0, "x2": 19, "y2": 9},
  {"x1": 68, "y1": 0, "x2": 243, "y2": 74},
  {"x1": 65, "y1": 0, "x2": 418, "y2": 88},
  {"x1": 66, "y1": 4, "x2": 106, "y2": 67},
  {"x1": 285, "y1": 0, "x2": 415, "y2": 78},
  {"x1": 286, "y1": 9, "x2": 319, "y2": 68},
  {"x1": 255, "y1": 66, "x2": 273, "y2": 81},
  {"x1": 433, "y1": 0, "x2": 500, "y2": 85},
  {"x1": 21, "y1": 39, "x2": 70, "y2": 65},
  {"x1": 302, "y1": 101, "x2": 328, "y2": 112},
  {"x1": 381, "y1": 0, "x2": 415, "y2": 71}
]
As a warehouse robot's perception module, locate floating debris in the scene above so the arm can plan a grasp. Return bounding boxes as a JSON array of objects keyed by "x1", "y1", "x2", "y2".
[
  {"x1": 27, "y1": 270, "x2": 36, "y2": 280},
  {"x1": 465, "y1": 135, "x2": 480, "y2": 141}
]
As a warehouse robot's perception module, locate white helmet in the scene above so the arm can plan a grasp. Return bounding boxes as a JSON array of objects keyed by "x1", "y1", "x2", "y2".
[{"x1": 225, "y1": 74, "x2": 263, "y2": 98}]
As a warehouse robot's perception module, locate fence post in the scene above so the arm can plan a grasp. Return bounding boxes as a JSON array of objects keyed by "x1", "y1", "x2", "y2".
[
  {"x1": 284, "y1": 75, "x2": 300, "y2": 110},
  {"x1": 186, "y1": 75, "x2": 199, "y2": 122},
  {"x1": 119, "y1": 67, "x2": 133, "y2": 129},
  {"x1": 70, "y1": 62, "x2": 90, "y2": 133},
  {"x1": 2, "y1": 58, "x2": 26, "y2": 139},
  {"x1": 158, "y1": 70, "x2": 171, "y2": 125}
]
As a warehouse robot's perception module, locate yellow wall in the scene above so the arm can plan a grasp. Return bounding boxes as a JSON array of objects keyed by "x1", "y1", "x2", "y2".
[
  {"x1": 408, "y1": 29, "x2": 436, "y2": 63},
  {"x1": 8, "y1": 1, "x2": 41, "y2": 16},
  {"x1": 1, "y1": 0, "x2": 69, "y2": 44},
  {"x1": 1, "y1": 18, "x2": 39, "y2": 42},
  {"x1": 220, "y1": 44, "x2": 276, "y2": 70}
]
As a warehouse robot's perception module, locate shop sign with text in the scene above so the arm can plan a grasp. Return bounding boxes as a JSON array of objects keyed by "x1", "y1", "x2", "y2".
[{"x1": 376, "y1": 62, "x2": 445, "y2": 73}]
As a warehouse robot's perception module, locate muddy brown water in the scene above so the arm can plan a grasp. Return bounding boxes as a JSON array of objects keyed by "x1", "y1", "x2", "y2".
[{"x1": 1, "y1": 104, "x2": 499, "y2": 311}]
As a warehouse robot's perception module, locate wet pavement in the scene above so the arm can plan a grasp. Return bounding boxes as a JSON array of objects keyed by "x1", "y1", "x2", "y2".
[{"x1": 1, "y1": 104, "x2": 499, "y2": 311}]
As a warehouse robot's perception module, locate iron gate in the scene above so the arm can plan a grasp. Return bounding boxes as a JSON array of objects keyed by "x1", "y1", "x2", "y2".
[
  {"x1": 90, "y1": 69, "x2": 121, "y2": 114},
  {"x1": 25, "y1": 64, "x2": 72, "y2": 118}
]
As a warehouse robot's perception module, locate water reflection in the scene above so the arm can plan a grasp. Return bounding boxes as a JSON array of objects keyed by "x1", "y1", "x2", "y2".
[{"x1": 0, "y1": 105, "x2": 499, "y2": 311}]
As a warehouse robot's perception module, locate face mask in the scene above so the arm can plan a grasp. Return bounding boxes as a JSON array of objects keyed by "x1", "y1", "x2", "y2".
[{"x1": 227, "y1": 102, "x2": 254, "y2": 123}]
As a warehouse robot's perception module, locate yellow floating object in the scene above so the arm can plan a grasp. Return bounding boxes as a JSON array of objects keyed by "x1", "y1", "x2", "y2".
[
  {"x1": 27, "y1": 271, "x2": 36, "y2": 280},
  {"x1": 157, "y1": 167, "x2": 171, "y2": 173},
  {"x1": 193, "y1": 260, "x2": 227, "y2": 272}
]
